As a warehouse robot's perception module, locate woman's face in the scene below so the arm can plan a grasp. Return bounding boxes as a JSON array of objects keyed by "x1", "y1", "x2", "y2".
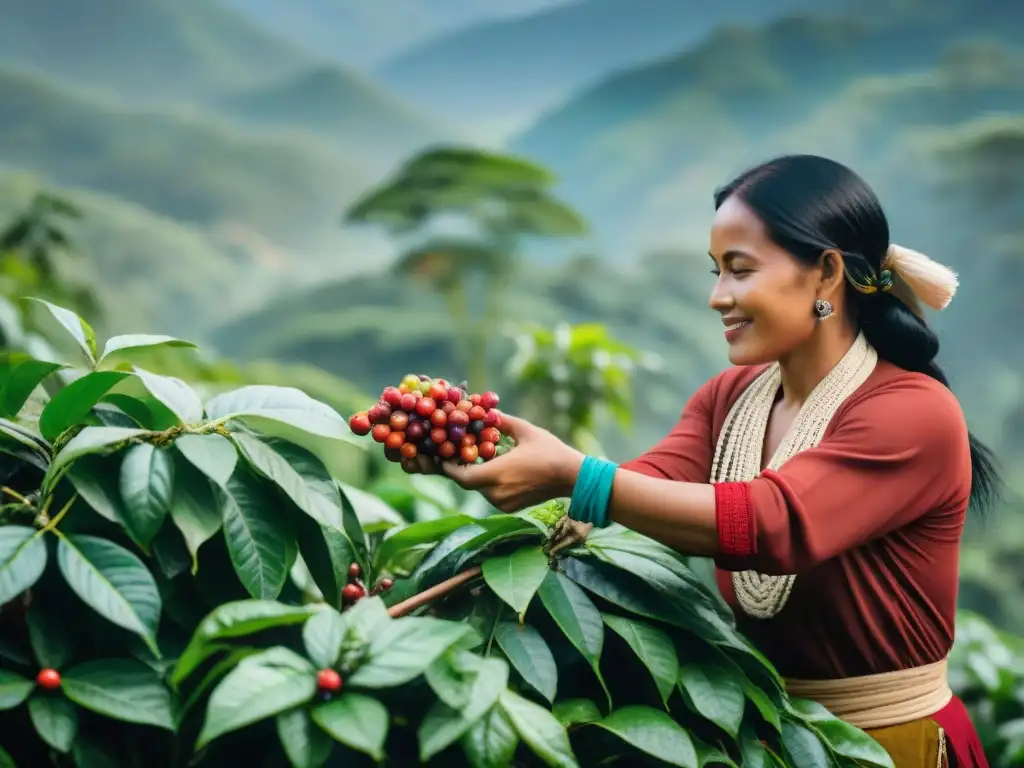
[{"x1": 707, "y1": 195, "x2": 822, "y2": 366}]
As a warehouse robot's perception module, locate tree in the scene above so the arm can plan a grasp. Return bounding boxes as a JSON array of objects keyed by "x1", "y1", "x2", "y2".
[
  {"x1": 0, "y1": 298, "x2": 903, "y2": 767},
  {"x1": 344, "y1": 147, "x2": 587, "y2": 391}
]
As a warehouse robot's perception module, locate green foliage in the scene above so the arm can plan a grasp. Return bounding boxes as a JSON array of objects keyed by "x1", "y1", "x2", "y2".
[{"x1": 0, "y1": 300, "x2": 898, "y2": 766}]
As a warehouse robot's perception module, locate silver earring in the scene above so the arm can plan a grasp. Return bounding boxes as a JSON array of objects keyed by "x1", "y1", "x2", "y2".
[{"x1": 814, "y1": 299, "x2": 833, "y2": 320}]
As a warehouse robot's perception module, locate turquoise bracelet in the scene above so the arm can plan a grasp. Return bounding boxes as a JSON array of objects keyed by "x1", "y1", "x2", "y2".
[{"x1": 569, "y1": 455, "x2": 618, "y2": 528}]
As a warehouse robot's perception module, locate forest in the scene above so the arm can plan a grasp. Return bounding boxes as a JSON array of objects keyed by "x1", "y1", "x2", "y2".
[{"x1": 0, "y1": 0, "x2": 1022, "y2": 765}]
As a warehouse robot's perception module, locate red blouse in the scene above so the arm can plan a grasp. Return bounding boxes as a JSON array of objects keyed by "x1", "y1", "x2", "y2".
[{"x1": 620, "y1": 360, "x2": 989, "y2": 767}]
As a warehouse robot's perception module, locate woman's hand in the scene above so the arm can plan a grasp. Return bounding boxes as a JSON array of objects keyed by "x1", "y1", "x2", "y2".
[{"x1": 403, "y1": 414, "x2": 585, "y2": 513}]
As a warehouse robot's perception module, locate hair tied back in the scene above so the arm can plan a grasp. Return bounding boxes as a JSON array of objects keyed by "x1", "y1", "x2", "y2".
[{"x1": 885, "y1": 244, "x2": 959, "y2": 311}]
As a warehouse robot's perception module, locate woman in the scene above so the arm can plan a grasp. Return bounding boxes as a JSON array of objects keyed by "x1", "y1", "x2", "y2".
[{"x1": 412, "y1": 154, "x2": 997, "y2": 767}]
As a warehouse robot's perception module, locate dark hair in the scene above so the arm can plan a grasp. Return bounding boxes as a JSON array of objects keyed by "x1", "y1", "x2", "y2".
[{"x1": 714, "y1": 154, "x2": 1000, "y2": 517}]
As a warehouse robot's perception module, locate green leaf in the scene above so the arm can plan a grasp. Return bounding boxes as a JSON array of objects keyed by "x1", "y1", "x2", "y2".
[
  {"x1": 590, "y1": 706, "x2": 698, "y2": 768},
  {"x1": 419, "y1": 653, "x2": 509, "y2": 761},
  {"x1": 233, "y1": 434, "x2": 345, "y2": 532},
  {"x1": 677, "y1": 651, "x2": 746, "y2": 737},
  {"x1": 133, "y1": 367, "x2": 204, "y2": 423},
  {"x1": 493, "y1": 621, "x2": 557, "y2": 703},
  {"x1": 552, "y1": 699, "x2": 601, "y2": 728},
  {"x1": 276, "y1": 707, "x2": 332, "y2": 768},
  {"x1": 482, "y1": 545, "x2": 549, "y2": 618},
  {"x1": 197, "y1": 647, "x2": 317, "y2": 748},
  {"x1": 811, "y1": 718, "x2": 895, "y2": 767},
  {"x1": 172, "y1": 600, "x2": 320, "y2": 686},
  {"x1": 26, "y1": 297, "x2": 96, "y2": 365},
  {"x1": 780, "y1": 719, "x2": 831, "y2": 768},
  {"x1": 461, "y1": 705, "x2": 519, "y2": 768},
  {"x1": 312, "y1": 692, "x2": 389, "y2": 761},
  {"x1": 0, "y1": 669, "x2": 33, "y2": 709},
  {"x1": 536, "y1": 570, "x2": 607, "y2": 700},
  {"x1": 168, "y1": 455, "x2": 222, "y2": 574},
  {"x1": 338, "y1": 481, "x2": 404, "y2": 530},
  {"x1": 67, "y1": 455, "x2": 126, "y2": 524},
  {"x1": 0, "y1": 526, "x2": 47, "y2": 607},
  {"x1": 62, "y1": 658, "x2": 174, "y2": 729},
  {"x1": 302, "y1": 610, "x2": 346, "y2": 669},
  {"x1": 39, "y1": 370, "x2": 131, "y2": 442},
  {"x1": 97, "y1": 335, "x2": 196, "y2": 370},
  {"x1": 374, "y1": 515, "x2": 477, "y2": 575},
  {"x1": 44, "y1": 426, "x2": 151, "y2": 494},
  {"x1": 27, "y1": 602, "x2": 74, "y2": 669},
  {"x1": 28, "y1": 695, "x2": 78, "y2": 752},
  {"x1": 349, "y1": 616, "x2": 475, "y2": 688},
  {"x1": 175, "y1": 433, "x2": 238, "y2": 487},
  {"x1": 118, "y1": 443, "x2": 174, "y2": 549},
  {"x1": 205, "y1": 385, "x2": 349, "y2": 441},
  {"x1": 739, "y1": 725, "x2": 769, "y2": 768},
  {"x1": 499, "y1": 688, "x2": 578, "y2": 768},
  {"x1": 602, "y1": 614, "x2": 677, "y2": 709},
  {"x1": 56, "y1": 534, "x2": 162, "y2": 656},
  {"x1": 219, "y1": 468, "x2": 297, "y2": 599},
  {"x1": 0, "y1": 359, "x2": 62, "y2": 417}
]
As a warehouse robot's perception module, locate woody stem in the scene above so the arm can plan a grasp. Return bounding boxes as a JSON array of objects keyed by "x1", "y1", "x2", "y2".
[{"x1": 386, "y1": 566, "x2": 483, "y2": 619}]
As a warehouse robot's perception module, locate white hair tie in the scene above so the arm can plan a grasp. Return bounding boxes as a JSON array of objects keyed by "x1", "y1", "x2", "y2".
[{"x1": 884, "y1": 244, "x2": 959, "y2": 311}]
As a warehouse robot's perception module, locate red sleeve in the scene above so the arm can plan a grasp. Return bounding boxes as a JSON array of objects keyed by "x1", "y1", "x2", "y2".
[
  {"x1": 714, "y1": 374, "x2": 972, "y2": 575},
  {"x1": 619, "y1": 375, "x2": 718, "y2": 483}
]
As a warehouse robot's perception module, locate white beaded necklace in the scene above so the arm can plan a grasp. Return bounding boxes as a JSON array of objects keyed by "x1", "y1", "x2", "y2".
[{"x1": 710, "y1": 332, "x2": 878, "y2": 619}]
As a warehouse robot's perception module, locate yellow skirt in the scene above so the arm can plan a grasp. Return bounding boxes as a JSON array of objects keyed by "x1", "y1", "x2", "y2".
[{"x1": 865, "y1": 718, "x2": 947, "y2": 768}]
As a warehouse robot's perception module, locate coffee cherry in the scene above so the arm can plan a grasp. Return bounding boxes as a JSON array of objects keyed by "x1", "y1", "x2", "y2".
[
  {"x1": 398, "y1": 383, "x2": 410, "y2": 395},
  {"x1": 385, "y1": 431, "x2": 406, "y2": 450},
  {"x1": 371, "y1": 424, "x2": 390, "y2": 443},
  {"x1": 400, "y1": 393, "x2": 417, "y2": 412},
  {"x1": 480, "y1": 391, "x2": 500, "y2": 410},
  {"x1": 430, "y1": 427, "x2": 448, "y2": 445},
  {"x1": 429, "y1": 408, "x2": 448, "y2": 427},
  {"x1": 406, "y1": 421, "x2": 426, "y2": 442},
  {"x1": 420, "y1": 437, "x2": 437, "y2": 455},
  {"x1": 441, "y1": 400, "x2": 456, "y2": 415},
  {"x1": 342, "y1": 583, "x2": 365, "y2": 603},
  {"x1": 418, "y1": 380, "x2": 433, "y2": 395},
  {"x1": 483, "y1": 410, "x2": 501, "y2": 428},
  {"x1": 479, "y1": 441, "x2": 496, "y2": 460},
  {"x1": 36, "y1": 669, "x2": 61, "y2": 690},
  {"x1": 415, "y1": 398, "x2": 436, "y2": 418},
  {"x1": 348, "y1": 562, "x2": 361, "y2": 578},
  {"x1": 479, "y1": 427, "x2": 501, "y2": 445},
  {"x1": 468, "y1": 419, "x2": 485, "y2": 435},
  {"x1": 460, "y1": 444, "x2": 479, "y2": 463},
  {"x1": 379, "y1": 578, "x2": 394, "y2": 591},
  {"x1": 468, "y1": 405, "x2": 486, "y2": 422},
  {"x1": 412, "y1": 389, "x2": 423, "y2": 400},
  {"x1": 384, "y1": 446, "x2": 403, "y2": 462},
  {"x1": 317, "y1": 668, "x2": 342, "y2": 692},
  {"x1": 447, "y1": 387, "x2": 464, "y2": 404},
  {"x1": 448, "y1": 409, "x2": 469, "y2": 427},
  {"x1": 428, "y1": 383, "x2": 448, "y2": 402},
  {"x1": 400, "y1": 442, "x2": 418, "y2": 459},
  {"x1": 455, "y1": 400, "x2": 473, "y2": 413},
  {"x1": 460, "y1": 434, "x2": 476, "y2": 448},
  {"x1": 401, "y1": 457, "x2": 420, "y2": 473},
  {"x1": 348, "y1": 412, "x2": 371, "y2": 436},
  {"x1": 382, "y1": 387, "x2": 402, "y2": 407},
  {"x1": 470, "y1": 393, "x2": 482, "y2": 406},
  {"x1": 448, "y1": 425, "x2": 466, "y2": 443},
  {"x1": 389, "y1": 411, "x2": 409, "y2": 431},
  {"x1": 439, "y1": 441, "x2": 457, "y2": 459}
]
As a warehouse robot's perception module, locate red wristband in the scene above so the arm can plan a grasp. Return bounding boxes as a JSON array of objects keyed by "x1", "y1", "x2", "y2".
[{"x1": 714, "y1": 481, "x2": 755, "y2": 556}]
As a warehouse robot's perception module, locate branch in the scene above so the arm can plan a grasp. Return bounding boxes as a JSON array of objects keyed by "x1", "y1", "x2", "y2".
[{"x1": 386, "y1": 566, "x2": 482, "y2": 619}]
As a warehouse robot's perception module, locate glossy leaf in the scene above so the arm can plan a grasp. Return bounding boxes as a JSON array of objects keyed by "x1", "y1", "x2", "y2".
[
  {"x1": 349, "y1": 616, "x2": 475, "y2": 688},
  {"x1": 175, "y1": 433, "x2": 238, "y2": 487},
  {"x1": 0, "y1": 526, "x2": 47, "y2": 607},
  {"x1": 302, "y1": 609, "x2": 346, "y2": 669},
  {"x1": 62, "y1": 658, "x2": 175, "y2": 730},
  {"x1": 677, "y1": 650, "x2": 746, "y2": 737},
  {"x1": 493, "y1": 621, "x2": 557, "y2": 703},
  {"x1": 218, "y1": 468, "x2": 297, "y2": 599},
  {"x1": 591, "y1": 706, "x2": 698, "y2": 768},
  {"x1": 419, "y1": 654, "x2": 509, "y2": 761},
  {"x1": 118, "y1": 443, "x2": 174, "y2": 549},
  {"x1": 26, "y1": 602, "x2": 74, "y2": 669},
  {"x1": 197, "y1": 647, "x2": 317, "y2": 748},
  {"x1": 0, "y1": 359, "x2": 63, "y2": 417},
  {"x1": 536, "y1": 570, "x2": 608, "y2": 700},
  {"x1": 603, "y1": 613, "x2": 677, "y2": 708},
  {"x1": 168, "y1": 456, "x2": 222, "y2": 574},
  {"x1": 780, "y1": 719, "x2": 831, "y2": 768},
  {"x1": 312, "y1": 693, "x2": 389, "y2": 761},
  {"x1": 26, "y1": 298, "x2": 96, "y2": 365},
  {"x1": 28, "y1": 695, "x2": 78, "y2": 752},
  {"x1": 499, "y1": 688, "x2": 578, "y2": 768},
  {"x1": 276, "y1": 708, "x2": 332, "y2": 768},
  {"x1": 233, "y1": 434, "x2": 345, "y2": 531},
  {"x1": 39, "y1": 370, "x2": 131, "y2": 442},
  {"x1": 0, "y1": 669, "x2": 33, "y2": 709},
  {"x1": 338, "y1": 481, "x2": 404, "y2": 530},
  {"x1": 97, "y1": 335, "x2": 196, "y2": 370},
  {"x1": 57, "y1": 534, "x2": 162, "y2": 656},
  {"x1": 205, "y1": 385, "x2": 349, "y2": 441},
  {"x1": 374, "y1": 515, "x2": 476, "y2": 574},
  {"x1": 133, "y1": 367, "x2": 204, "y2": 423},
  {"x1": 482, "y1": 545, "x2": 549, "y2": 618},
  {"x1": 45, "y1": 426, "x2": 151, "y2": 494},
  {"x1": 552, "y1": 699, "x2": 601, "y2": 727},
  {"x1": 461, "y1": 705, "x2": 519, "y2": 768}
]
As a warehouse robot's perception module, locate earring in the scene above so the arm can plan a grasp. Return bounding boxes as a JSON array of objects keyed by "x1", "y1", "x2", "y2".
[{"x1": 814, "y1": 299, "x2": 833, "y2": 320}]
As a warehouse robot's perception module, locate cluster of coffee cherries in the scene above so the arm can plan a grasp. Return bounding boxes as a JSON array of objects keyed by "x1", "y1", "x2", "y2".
[
  {"x1": 348, "y1": 374, "x2": 507, "y2": 472},
  {"x1": 341, "y1": 562, "x2": 392, "y2": 606}
]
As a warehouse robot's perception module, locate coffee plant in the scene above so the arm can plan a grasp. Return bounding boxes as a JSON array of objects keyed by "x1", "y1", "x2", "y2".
[{"x1": 0, "y1": 299, "x2": 898, "y2": 766}]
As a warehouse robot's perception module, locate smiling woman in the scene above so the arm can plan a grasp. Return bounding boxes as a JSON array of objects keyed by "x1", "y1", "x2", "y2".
[{"x1": 430, "y1": 154, "x2": 1000, "y2": 767}]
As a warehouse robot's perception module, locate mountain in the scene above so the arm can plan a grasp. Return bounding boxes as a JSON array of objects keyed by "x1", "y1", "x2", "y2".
[
  {"x1": 0, "y1": 0, "x2": 312, "y2": 104},
  {"x1": 509, "y1": 3, "x2": 1024, "y2": 253},
  {"x1": 221, "y1": 0, "x2": 574, "y2": 68},
  {"x1": 375, "y1": 0, "x2": 856, "y2": 136},
  {"x1": 216, "y1": 66, "x2": 453, "y2": 168},
  {"x1": 0, "y1": 67, "x2": 372, "y2": 252}
]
